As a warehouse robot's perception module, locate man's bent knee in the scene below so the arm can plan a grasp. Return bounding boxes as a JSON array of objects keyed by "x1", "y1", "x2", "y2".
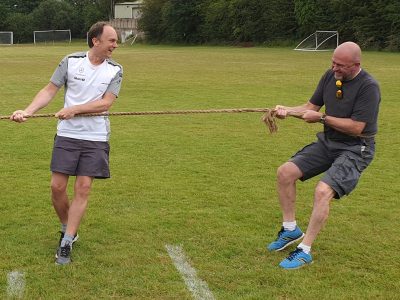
[
  {"x1": 277, "y1": 162, "x2": 303, "y2": 183},
  {"x1": 51, "y1": 173, "x2": 68, "y2": 194},
  {"x1": 314, "y1": 181, "x2": 336, "y2": 201},
  {"x1": 74, "y1": 176, "x2": 93, "y2": 199}
]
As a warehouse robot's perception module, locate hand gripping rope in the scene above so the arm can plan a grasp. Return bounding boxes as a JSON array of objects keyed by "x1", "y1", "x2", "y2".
[{"x1": 0, "y1": 108, "x2": 305, "y2": 134}]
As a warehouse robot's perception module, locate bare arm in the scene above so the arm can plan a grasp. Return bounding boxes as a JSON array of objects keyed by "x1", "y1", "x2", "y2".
[
  {"x1": 11, "y1": 82, "x2": 60, "y2": 122},
  {"x1": 275, "y1": 101, "x2": 366, "y2": 136},
  {"x1": 322, "y1": 116, "x2": 366, "y2": 136},
  {"x1": 54, "y1": 92, "x2": 117, "y2": 120},
  {"x1": 302, "y1": 110, "x2": 366, "y2": 136},
  {"x1": 275, "y1": 101, "x2": 321, "y2": 118}
]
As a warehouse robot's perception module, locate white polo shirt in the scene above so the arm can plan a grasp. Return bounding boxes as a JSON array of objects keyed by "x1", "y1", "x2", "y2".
[{"x1": 50, "y1": 52, "x2": 123, "y2": 141}]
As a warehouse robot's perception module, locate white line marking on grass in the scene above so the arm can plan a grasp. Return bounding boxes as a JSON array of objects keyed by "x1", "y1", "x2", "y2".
[
  {"x1": 7, "y1": 270, "x2": 25, "y2": 299},
  {"x1": 165, "y1": 244, "x2": 215, "y2": 300}
]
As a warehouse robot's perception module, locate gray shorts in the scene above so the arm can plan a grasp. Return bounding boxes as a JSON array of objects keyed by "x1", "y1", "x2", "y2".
[
  {"x1": 290, "y1": 132, "x2": 375, "y2": 199},
  {"x1": 50, "y1": 135, "x2": 110, "y2": 179}
]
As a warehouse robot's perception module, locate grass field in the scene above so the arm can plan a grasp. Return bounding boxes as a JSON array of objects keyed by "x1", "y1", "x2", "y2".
[{"x1": 0, "y1": 43, "x2": 399, "y2": 299}]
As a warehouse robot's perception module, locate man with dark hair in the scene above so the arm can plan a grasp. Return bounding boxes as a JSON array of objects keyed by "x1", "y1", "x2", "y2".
[
  {"x1": 11, "y1": 22, "x2": 123, "y2": 265},
  {"x1": 87, "y1": 21, "x2": 109, "y2": 48},
  {"x1": 267, "y1": 42, "x2": 380, "y2": 269}
]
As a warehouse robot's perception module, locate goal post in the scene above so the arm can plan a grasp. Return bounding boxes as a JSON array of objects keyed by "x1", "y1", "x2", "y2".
[
  {"x1": 0, "y1": 32, "x2": 13, "y2": 45},
  {"x1": 33, "y1": 29, "x2": 71, "y2": 45},
  {"x1": 294, "y1": 31, "x2": 339, "y2": 51}
]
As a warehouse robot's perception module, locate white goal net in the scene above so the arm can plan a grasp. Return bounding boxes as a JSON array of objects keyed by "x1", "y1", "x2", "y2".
[
  {"x1": 33, "y1": 30, "x2": 71, "y2": 44},
  {"x1": 0, "y1": 32, "x2": 13, "y2": 45},
  {"x1": 294, "y1": 31, "x2": 339, "y2": 51}
]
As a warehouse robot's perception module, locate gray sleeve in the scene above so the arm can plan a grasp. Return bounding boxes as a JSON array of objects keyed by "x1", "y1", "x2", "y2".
[
  {"x1": 50, "y1": 56, "x2": 68, "y2": 87},
  {"x1": 351, "y1": 80, "x2": 380, "y2": 123},
  {"x1": 309, "y1": 70, "x2": 330, "y2": 107},
  {"x1": 106, "y1": 66, "x2": 123, "y2": 97}
]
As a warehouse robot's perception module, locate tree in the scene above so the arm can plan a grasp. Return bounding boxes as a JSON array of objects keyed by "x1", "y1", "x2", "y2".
[
  {"x1": 2, "y1": 0, "x2": 43, "y2": 14},
  {"x1": 31, "y1": 0, "x2": 74, "y2": 30},
  {"x1": 384, "y1": 1, "x2": 400, "y2": 50},
  {"x1": 5, "y1": 13, "x2": 34, "y2": 43},
  {"x1": 0, "y1": 0, "x2": 399, "y2": 49},
  {"x1": 229, "y1": 0, "x2": 267, "y2": 42},
  {"x1": 161, "y1": 0, "x2": 205, "y2": 43},
  {"x1": 139, "y1": 0, "x2": 169, "y2": 43},
  {"x1": 63, "y1": 0, "x2": 111, "y2": 37},
  {"x1": 201, "y1": 0, "x2": 235, "y2": 43},
  {"x1": 294, "y1": 0, "x2": 318, "y2": 35},
  {"x1": 0, "y1": 3, "x2": 11, "y2": 30}
]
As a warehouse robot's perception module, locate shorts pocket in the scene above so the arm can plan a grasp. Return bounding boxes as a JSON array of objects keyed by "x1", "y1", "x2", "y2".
[
  {"x1": 330, "y1": 155, "x2": 362, "y2": 196},
  {"x1": 360, "y1": 143, "x2": 375, "y2": 162}
]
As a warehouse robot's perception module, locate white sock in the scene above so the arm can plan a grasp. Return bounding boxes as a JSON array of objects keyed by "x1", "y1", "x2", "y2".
[
  {"x1": 298, "y1": 242, "x2": 311, "y2": 254},
  {"x1": 283, "y1": 221, "x2": 297, "y2": 231},
  {"x1": 61, "y1": 234, "x2": 74, "y2": 247}
]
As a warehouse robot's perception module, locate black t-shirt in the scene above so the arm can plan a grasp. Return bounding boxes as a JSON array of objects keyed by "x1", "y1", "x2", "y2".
[{"x1": 310, "y1": 69, "x2": 381, "y2": 141}]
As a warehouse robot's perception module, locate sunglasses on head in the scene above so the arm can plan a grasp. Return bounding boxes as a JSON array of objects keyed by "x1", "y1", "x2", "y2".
[{"x1": 336, "y1": 80, "x2": 343, "y2": 99}]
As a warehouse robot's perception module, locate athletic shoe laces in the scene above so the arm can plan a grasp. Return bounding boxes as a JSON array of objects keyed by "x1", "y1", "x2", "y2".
[
  {"x1": 276, "y1": 227, "x2": 285, "y2": 238},
  {"x1": 286, "y1": 248, "x2": 303, "y2": 261},
  {"x1": 59, "y1": 244, "x2": 71, "y2": 258}
]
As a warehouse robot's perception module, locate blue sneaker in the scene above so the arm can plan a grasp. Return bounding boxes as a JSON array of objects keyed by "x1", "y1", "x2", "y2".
[
  {"x1": 267, "y1": 226, "x2": 304, "y2": 251},
  {"x1": 279, "y1": 247, "x2": 313, "y2": 269}
]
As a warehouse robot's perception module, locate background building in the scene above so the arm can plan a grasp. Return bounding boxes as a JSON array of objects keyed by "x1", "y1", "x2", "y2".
[{"x1": 110, "y1": 1, "x2": 144, "y2": 43}]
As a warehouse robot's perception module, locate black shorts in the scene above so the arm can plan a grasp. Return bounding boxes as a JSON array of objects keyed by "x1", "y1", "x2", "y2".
[
  {"x1": 50, "y1": 135, "x2": 110, "y2": 179},
  {"x1": 290, "y1": 132, "x2": 375, "y2": 199}
]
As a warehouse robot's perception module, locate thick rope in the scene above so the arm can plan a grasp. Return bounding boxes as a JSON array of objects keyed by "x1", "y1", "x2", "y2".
[
  {"x1": 0, "y1": 108, "x2": 304, "y2": 134},
  {"x1": 1, "y1": 108, "x2": 271, "y2": 119}
]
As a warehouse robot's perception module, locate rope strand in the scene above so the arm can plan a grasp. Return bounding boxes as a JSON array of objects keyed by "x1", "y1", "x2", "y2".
[
  {"x1": 1, "y1": 108, "x2": 271, "y2": 119},
  {"x1": 1, "y1": 108, "x2": 294, "y2": 133}
]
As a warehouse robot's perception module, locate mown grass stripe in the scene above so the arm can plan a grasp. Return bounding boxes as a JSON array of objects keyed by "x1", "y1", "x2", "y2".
[{"x1": 166, "y1": 244, "x2": 215, "y2": 300}]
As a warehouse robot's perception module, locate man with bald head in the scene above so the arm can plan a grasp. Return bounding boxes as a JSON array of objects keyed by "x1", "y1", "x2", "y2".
[{"x1": 266, "y1": 42, "x2": 380, "y2": 269}]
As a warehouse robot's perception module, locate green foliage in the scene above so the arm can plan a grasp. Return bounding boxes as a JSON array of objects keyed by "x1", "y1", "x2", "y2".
[
  {"x1": 64, "y1": 0, "x2": 110, "y2": 37},
  {"x1": 141, "y1": 0, "x2": 298, "y2": 44},
  {"x1": 200, "y1": 0, "x2": 235, "y2": 43},
  {"x1": 1, "y1": 0, "x2": 400, "y2": 49},
  {"x1": 229, "y1": 0, "x2": 267, "y2": 42},
  {"x1": 294, "y1": 0, "x2": 317, "y2": 31},
  {"x1": 140, "y1": 0, "x2": 400, "y2": 50},
  {"x1": 294, "y1": 0, "x2": 336, "y2": 36},
  {"x1": 0, "y1": 0, "x2": 110, "y2": 43},
  {"x1": 262, "y1": 0, "x2": 297, "y2": 41},
  {"x1": 81, "y1": 5, "x2": 107, "y2": 33},
  {"x1": 0, "y1": 3, "x2": 10, "y2": 29},
  {"x1": 162, "y1": 0, "x2": 205, "y2": 43},
  {"x1": 31, "y1": 0, "x2": 74, "y2": 31},
  {"x1": 385, "y1": 1, "x2": 400, "y2": 51},
  {"x1": 4, "y1": 13, "x2": 34, "y2": 43},
  {"x1": 139, "y1": 0, "x2": 205, "y2": 44},
  {"x1": 2, "y1": 0, "x2": 42, "y2": 14},
  {"x1": 138, "y1": 0, "x2": 168, "y2": 43}
]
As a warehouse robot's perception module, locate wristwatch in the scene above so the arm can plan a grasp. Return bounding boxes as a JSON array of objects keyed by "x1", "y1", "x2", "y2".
[{"x1": 320, "y1": 113, "x2": 327, "y2": 124}]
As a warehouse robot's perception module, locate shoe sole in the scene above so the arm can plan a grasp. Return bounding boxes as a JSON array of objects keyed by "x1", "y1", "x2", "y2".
[
  {"x1": 273, "y1": 233, "x2": 305, "y2": 252},
  {"x1": 55, "y1": 259, "x2": 71, "y2": 266},
  {"x1": 281, "y1": 261, "x2": 313, "y2": 270},
  {"x1": 55, "y1": 234, "x2": 79, "y2": 259}
]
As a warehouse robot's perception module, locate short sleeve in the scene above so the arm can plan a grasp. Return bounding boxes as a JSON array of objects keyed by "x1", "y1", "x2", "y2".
[
  {"x1": 351, "y1": 80, "x2": 380, "y2": 123},
  {"x1": 309, "y1": 71, "x2": 329, "y2": 107},
  {"x1": 106, "y1": 66, "x2": 123, "y2": 97},
  {"x1": 50, "y1": 56, "x2": 68, "y2": 87}
]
